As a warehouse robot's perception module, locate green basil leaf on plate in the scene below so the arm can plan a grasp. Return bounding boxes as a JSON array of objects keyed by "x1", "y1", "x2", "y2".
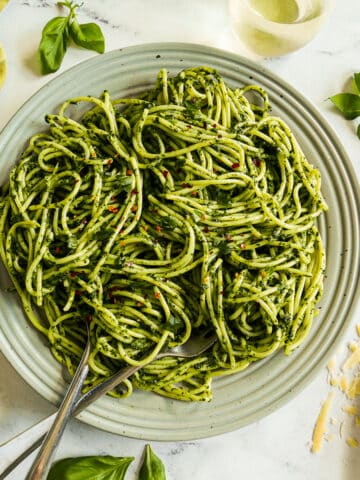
[
  {"x1": 139, "y1": 444, "x2": 167, "y2": 480},
  {"x1": 39, "y1": 16, "x2": 70, "y2": 74},
  {"x1": 70, "y1": 20, "x2": 105, "y2": 54},
  {"x1": 47, "y1": 455, "x2": 134, "y2": 480}
]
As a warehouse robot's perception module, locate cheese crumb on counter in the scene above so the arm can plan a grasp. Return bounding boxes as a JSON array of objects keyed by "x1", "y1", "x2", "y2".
[
  {"x1": 311, "y1": 324, "x2": 360, "y2": 453},
  {"x1": 346, "y1": 437, "x2": 359, "y2": 448}
]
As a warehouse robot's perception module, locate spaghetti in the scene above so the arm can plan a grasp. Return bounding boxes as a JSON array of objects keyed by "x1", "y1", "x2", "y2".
[{"x1": 0, "y1": 67, "x2": 327, "y2": 401}]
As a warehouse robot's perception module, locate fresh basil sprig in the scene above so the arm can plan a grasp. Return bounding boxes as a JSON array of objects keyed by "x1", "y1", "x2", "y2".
[
  {"x1": 47, "y1": 455, "x2": 134, "y2": 480},
  {"x1": 46, "y1": 444, "x2": 167, "y2": 480},
  {"x1": 39, "y1": 1, "x2": 105, "y2": 75},
  {"x1": 139, "y1": 444, "x2": 167, "y2": 480},
  {"x1": 329, "y1": 72, "x2": 360, "y2": 138}
]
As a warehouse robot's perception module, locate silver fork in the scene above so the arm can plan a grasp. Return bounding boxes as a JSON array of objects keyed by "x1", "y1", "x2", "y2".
[
  {"x1": 0, "y1": 329, "x2": 216, "y2": 479},
  {"x1": 25, "y1": 322, "x2": 92, "y2": 480}
]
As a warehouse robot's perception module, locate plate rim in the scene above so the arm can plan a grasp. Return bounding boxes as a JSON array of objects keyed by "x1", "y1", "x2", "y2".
[{"x1": 0, "y1": 42, "x2": 359, "y2": 440}]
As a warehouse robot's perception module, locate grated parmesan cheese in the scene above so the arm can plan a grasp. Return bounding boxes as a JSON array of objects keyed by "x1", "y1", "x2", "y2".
[
  {"x1": 342, "y1": 340, "x2": 360, "y2": 370},
  {"x1": 311, "y1": 391, "x2": 334, "y2": 453},
  {"x1": 311, "y1": 324, "x2": 360, "y2": 453},
  {"x1": 342, "y1": 405, "x2": 358, "y2": 415},
  {"x1": 346, "y1": 437, "x2": 359, "y2": 448}
]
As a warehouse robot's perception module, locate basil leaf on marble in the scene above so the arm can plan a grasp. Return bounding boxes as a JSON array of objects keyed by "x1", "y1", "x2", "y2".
[
  {"x1": 357, "y1": 123, "x2": 360, "y2": 140},
  {"x1": 329, "y1": 93, "x2": 360, "y2": 120},
  {"x1": 38, "y1": 0, "x2": 105, "y2": 75},
  {"x1": 70, "y1": 19, "x2": 105, "y2": 53},
  {"x1": 139, "y1": 444, "x2": 167, "y2": 480},
  {"x1": 47, "y1": 455, "x2": 134, "y2": 480},
  {"x1": 39, "y1": 16, "x2": 70, "y2": 74},
  {"x1": 353, "y1": 72, "x2": 360, "y2": 94}
]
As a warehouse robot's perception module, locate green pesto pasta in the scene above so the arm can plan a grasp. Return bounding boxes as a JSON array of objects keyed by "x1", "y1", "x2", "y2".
[{"x1": 0, "y1": 67, "x2": 327, "y2": 402}]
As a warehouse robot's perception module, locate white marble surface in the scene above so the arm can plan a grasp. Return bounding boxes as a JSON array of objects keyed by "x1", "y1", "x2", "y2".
[{"x1": 0, "y1": 1, "x2": 360, "y2": 478}]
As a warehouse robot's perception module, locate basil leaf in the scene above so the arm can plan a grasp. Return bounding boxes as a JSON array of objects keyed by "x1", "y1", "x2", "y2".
[
  {"x1": 39, "y1": 16, "x2": 69, "y2": 74},
  {"x1": 139, "y1": 444, "x2": 167, "y2": 480},
  {"x1": 357, "y1": 123, "x2": 360, "y2": 140},
  {"x1": 329, "y1": 93, "x2": 360, "y2": 120},
  {"x1": 353, "y1": 72, "x2": 360, "y2": 95},
  {"x1": 70, "y1": 20, "x2": 105, "y2": 54},
  {"x1": 47, "y1": 455, "x2": 134, "y2": 480}
]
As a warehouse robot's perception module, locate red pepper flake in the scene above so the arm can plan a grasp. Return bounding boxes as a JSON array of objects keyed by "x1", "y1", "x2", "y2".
[
  {"x1": 126, "y1": 169, "x2": 133, "y2": 176},
  {"x1": 232, "y1": 163, "x2": 240, "y2": 169},
  {"x1": 70, "y1": 271, "x2": 78, "y2": 278},
  {"x1": 108, "y1": 205, "x2": 119, "y2": 213},
  {"x1": 136, "y1": 301, "x2": 143, "y2": 307},
  {"x1": 75, "y1": 290, "x2": 82, "y2": 296},
  {"x1": 240, "y1": 243, "x2": 247, "y2": 250},
  {"x1": 131, "y1": 205, "x2": 138, "y2": 213},
  {"x1": 107, "y1": 159, "x2": 113, "y2": 165},
  {"x1": 220, "y1": 290, "x2": 224, "y2": 295},
  {"x1": 85, "y1": 314, "x2": 92, "y2": 323},
  {"x1": 181, "y1": 182, "x2": 192, "y2": 188},
  {"x1": 154, "y1": 292, "x2": 161, "y2": 299},
  {"x1": 187, "y1": 124, "x2": 192, "y2": 129},
  {"x1": 156, "y1": 225, "x2": 161, "y2": 233},
  {"x1": 191, "y1": 191, "x2": 198, "y2": 197},
  {"x1": 213, "y1": 123, "x2": 217, "y2": 128},
  {"x1": 253, "y1": 158, "x2": 262, "y2": 167},
  {"x1": 131, "y1": 189, "x2": 137, "y2": 196},
  {"x1": 204, "y1": 226, "x2": 210, "y2": 233},
  {"x1": 55, "y1": 246, "x2": 62, "y2": 255},
  {"x1": 163, "y1": 170, "x2": 169, "y2": 178}
]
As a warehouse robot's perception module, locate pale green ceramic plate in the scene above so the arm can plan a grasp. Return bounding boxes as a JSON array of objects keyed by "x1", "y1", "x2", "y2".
[{"x1": 0, "y1": 43, "x2": 359, "y2": 440}]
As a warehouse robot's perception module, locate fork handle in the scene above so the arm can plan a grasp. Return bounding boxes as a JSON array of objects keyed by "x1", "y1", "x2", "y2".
[
  {"x1": 25, "y1": 363, "x2": 89, "y2": 480},
  {"x1": 0, "y1": 363, "x2": 143, "y2": 479},
  {"x1": 0, "y1": 414, "x2": 55, "y2": 480}
]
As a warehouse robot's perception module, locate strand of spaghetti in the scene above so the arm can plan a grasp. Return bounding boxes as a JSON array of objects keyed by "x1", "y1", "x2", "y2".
[{"x1": 0, "y1": 66, "x2": 328, "y2": 402}]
